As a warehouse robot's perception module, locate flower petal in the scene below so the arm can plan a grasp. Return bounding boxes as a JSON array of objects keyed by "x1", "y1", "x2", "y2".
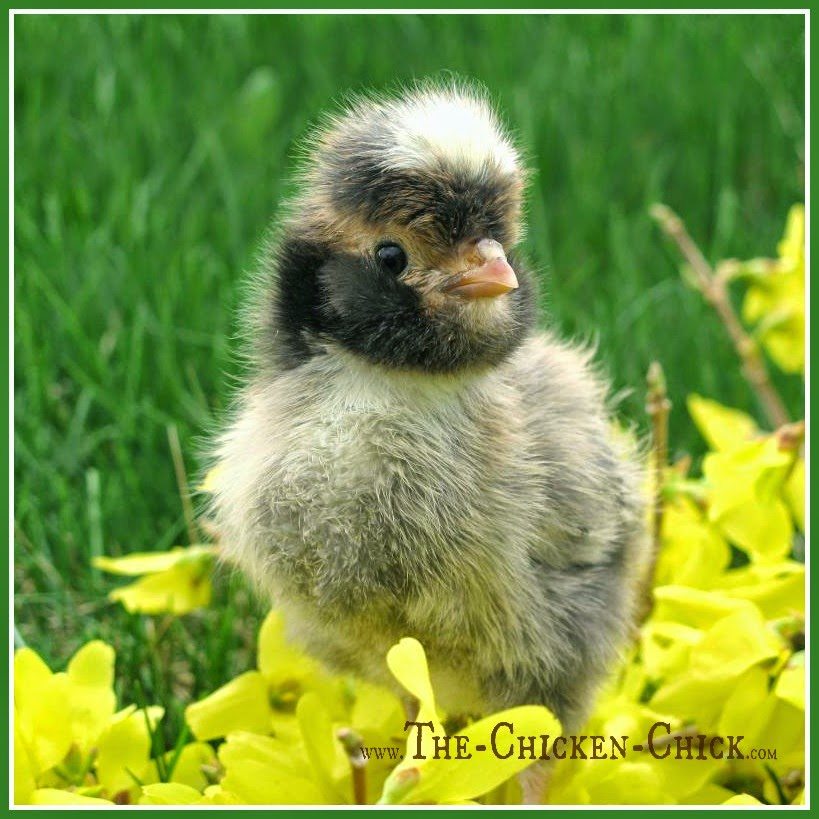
[
  {"x1": 95, "y1": 706, "x2": 164, "y2": 796},
  {"x1": 724, "y1": 794, "x2": 763, "y2": 805},
  {"x1": 386, "y1": 638, "x2": 436, "y2": 713},
  {"x1": 14, "y1": 649, "x2": 73, "y2": 774},
  {"x1": 257, "y1": 610, "x2": 348, "y2": 719},
  {"x1": 385, "y1": 638, "x2": 445, "y2": 770},
  {"x1": 185, "y1": 671, "x2": 272, "y2": 741},
  {"x1": 167, "y1": 741, "x2": 218, "y2": 791},
  {"x1": 13, "y1": 721, "x2": 36, "y2": 804},
  {"x1": 66, "y1": 641, "x2": 117, "y2": 751},
  {"x1": 775, "y1": 654, "x2": 804, "y2": 711},
  {"x1": 688, "y1": 607, "x2": 783, "y2": 681},
  {"x1": 297, "y1": 692, "x2": 349, "y2": 803},
  {"x1": 218, "y1": 731, "x2": 326, "y2": 804},
  {"x1": 31, "y1": 788, "x2": 113, "y2": 805},
  {"x1": 93, "y1": 545, "x2": 216, "y2": 576},
  {"x1": 109, "y1": 563, "x2": 212, "y2": 614},
  {"x1": 139, "y1": 782, "x2": 203, "y2": 805},
  {"x1": 687, "y1": 394, "x2": 758, "y2": 452}
]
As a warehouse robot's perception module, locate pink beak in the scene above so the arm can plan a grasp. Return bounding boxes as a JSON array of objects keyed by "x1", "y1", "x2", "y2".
[{"x1": 443, "y1": 239, "x2": 519, "y2": 300}]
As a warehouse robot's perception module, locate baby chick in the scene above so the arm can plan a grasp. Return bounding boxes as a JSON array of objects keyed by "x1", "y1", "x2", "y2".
[{"x1": 212, "y1": 83, "x2": 649, "y2": 755}]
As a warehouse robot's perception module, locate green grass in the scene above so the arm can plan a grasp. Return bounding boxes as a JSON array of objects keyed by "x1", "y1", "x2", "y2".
[{"x1": 14, "y1": 14, "x2": 804, "y2": 738}]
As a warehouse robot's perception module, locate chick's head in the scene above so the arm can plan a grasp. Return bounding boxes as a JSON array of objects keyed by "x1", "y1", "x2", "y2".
[{"x1": 266, "y1": 84, "x2": 537, "y2": 374}]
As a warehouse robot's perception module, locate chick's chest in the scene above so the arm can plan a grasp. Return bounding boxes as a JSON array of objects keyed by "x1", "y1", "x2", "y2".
[
  {"x1": 275, "y1": 366, "x2": 530, "y2": 523},
  {"x1": 266, "y1": 364, "x2": 540, "y2": 591}
]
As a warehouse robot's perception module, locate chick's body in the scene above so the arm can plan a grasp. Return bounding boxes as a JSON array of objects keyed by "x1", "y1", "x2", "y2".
[{"x1": 213, "y1": 84, "x2": 649, "y2": 731}]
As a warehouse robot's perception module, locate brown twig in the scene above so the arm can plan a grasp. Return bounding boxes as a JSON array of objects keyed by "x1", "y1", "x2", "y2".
[
  {"x1": 650, "y1": 203, "x2": 790, "y2": 429},
  {"x1": 336, "y1": 728, "x2": 368, "y2": 805},
  {"x1": 776, "y1": 420, "x2": 805, "y2": 489},
  {"x1": 640, "y1": 361, "x2": 671, "y2": 623},
  {"x1": 166, "y1": 424, "x2": 199, "y2": 545},
  {"x1": 776, "y1": 419, "x2": 806, "y2": 454}
]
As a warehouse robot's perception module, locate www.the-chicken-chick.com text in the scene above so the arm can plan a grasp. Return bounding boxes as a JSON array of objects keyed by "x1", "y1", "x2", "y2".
[{"x1": 358, "y1": 721, "x2": 778, "y2": 762}]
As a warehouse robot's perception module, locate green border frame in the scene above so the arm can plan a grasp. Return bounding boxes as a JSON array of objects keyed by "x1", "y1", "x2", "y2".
[{"x1": 5, "y1": 6, "x2": 810, "y2": 815}]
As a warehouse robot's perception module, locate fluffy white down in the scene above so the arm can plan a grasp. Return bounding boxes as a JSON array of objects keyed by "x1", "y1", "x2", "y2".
[{"x1": 380, "y1": 89, "x2": 520, "y2": 175}]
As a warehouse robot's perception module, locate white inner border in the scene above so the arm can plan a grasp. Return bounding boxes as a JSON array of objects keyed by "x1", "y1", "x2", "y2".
[{"x1": 7, "y1": 7, "x2": 810, "y2": 812}]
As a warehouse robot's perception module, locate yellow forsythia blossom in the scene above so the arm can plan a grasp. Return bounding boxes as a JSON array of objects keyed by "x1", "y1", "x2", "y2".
[
  {"x1": 13, "y1": 641, "x2": 217, "y2": 806},
  {"x1": 94, "y1": 544, "x2": 216, "y2": 614},
  {"x1": 741, "y1": 205, "x2": 805, "y2": 374}
]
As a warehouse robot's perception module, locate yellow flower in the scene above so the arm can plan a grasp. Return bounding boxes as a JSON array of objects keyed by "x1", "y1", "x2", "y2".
[
  {"x1": 550, "y1": 681, "x2": 745, "y2": 806},
  {"x1": 687, "y1": 394, "x2": 759, "y2": 452},
  {"x1": 65, "y1": 641, "x2": 118, "y2": 751},
  {"x1": 648, "y1": 602, "x2": 785, "y2": 730},
  {"x1": 347, "y1": 680, "x2": 407, "y2": 802},
  {"x1": 93, "y1": 544, "x2": 216, "y2": 614},
  {"x1": 11, "y1": 641, "x2": 216, "y2": 806},
  {"x1": 703, "y1": 436, "x2": 793, "y2": 562},
  {"x1": 217, "y1": 731, "x2": 328, "y2": 804},
  {"x1": 14, "y1": 641, "x2": 115, "y2": 786},
  {"x1": 724, "y1": 793, "x2": 763, "y2": 805},
  {"x1": 783, "y1": 455, "x2": 805, "y2": 531},
  {"x1": 185, "y1": 671, "x2": 272, "y2": 740},
  {"x1": 774, "y1": 651, "x2": 804, "y2": 711},
  {"x1": 29, "y1": 788, "x2": 113, "y2": 805},
  {"x1": 139, "y1": 782, "x2": 203, "y2": 805},
  {"x1": 187, "y1": 616, "x2": 417, "y2": 805},
  {"x1": 378, "y1": 638, "x2": 561, "y2": 805},
  {"x1": 296, "y1": 692, "x2": 353, "y2": 802},
  {"x1": 741, "y1": 204, "x2": 805, "y2": 375},
  {"x1": 651, "y1": 584, "x2": 754, "y2": 629},
  {"x1": 717, "y1": 666, "x2": 776, "y2": 747},
  {"x1": 14, "y1": 649, "x2": 74, "y2": 784},
  {"x1": 656, "y1": 496, "x2": 730, "y2": 589},
  {"x1": 681, "y1": 394, "x2": 803, "y2": 559},
  {"x1": 159, "y1": 741, "x2": 219, "y2": 792},
  {"x1": 719, "y1": 560, "x2": 805, "y2": 619},
  {"x1": 185, "y1": 609, "x2": 347, "y2": 741},
  {"x1": 200, "y1": 785, "x2": 244, "y2": 804},
  {"x1": 13, "y1": 640, "x2": 170, "y2": 806},
  {"x1": 94, "y1": 705, "x2": 165, "y2": 799},
  {"x1": 133, "y1": 742, "x2": 220, "y2": 804}
]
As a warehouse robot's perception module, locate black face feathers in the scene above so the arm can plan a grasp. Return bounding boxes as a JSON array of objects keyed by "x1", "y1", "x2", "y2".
[
  {"x1": 321, "y1": 246, "x2": 536, "y2": 373},
  {"x1": 259, "y1": 84, "x2": 538, "y2": 374}
]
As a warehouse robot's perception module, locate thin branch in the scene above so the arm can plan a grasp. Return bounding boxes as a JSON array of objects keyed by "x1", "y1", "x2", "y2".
[
  {"x1": 640, "y1": 361, "x2": 671, "y2": 624},
  {"x1": 650, "y1": 204, "x2": 789, "y2": 429},
  {"x1": 776, "y1": 419, "x2": 805, "y2": 487},
  {"x1": 336, "y1": 728, "x2": 368, "y2": 805},
  {"x1": 776, "y1": 419, "x2": 805, "y2": 454},
  {"x1": 166, "y1": 424, "x2": 199, "y2": 545}
]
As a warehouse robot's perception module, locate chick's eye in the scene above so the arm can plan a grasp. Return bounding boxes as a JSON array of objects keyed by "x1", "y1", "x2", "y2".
[{"x1": 376, "y1": 243, "x2": 407, "y2": 276}]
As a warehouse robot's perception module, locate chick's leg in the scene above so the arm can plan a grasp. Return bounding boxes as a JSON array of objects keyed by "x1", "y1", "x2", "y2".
[{"x1": 518, "y1": 758, "x2": 556, "y2": 805}]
